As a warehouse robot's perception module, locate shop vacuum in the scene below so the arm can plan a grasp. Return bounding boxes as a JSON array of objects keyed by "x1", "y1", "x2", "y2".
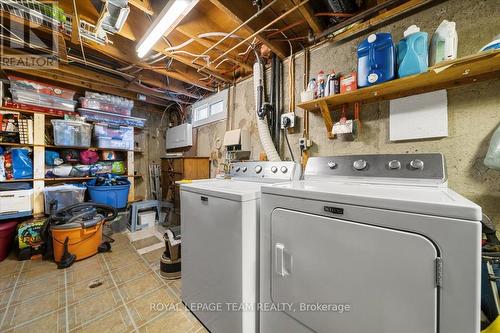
[{"x1": 41, "y1": 203, "x2": 117, "y2": 269}]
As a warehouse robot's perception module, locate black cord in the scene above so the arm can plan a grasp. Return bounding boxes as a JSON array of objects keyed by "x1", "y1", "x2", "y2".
[{"x1": 284, "y1": 129, "x2": 295, "y2": 162}]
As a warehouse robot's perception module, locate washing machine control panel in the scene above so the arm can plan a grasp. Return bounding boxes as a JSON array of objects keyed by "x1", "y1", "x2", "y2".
[
  {"x1": 230, "y1": 161, "x2": 301, "y2": 181},
  {"x1": 304, "y1": 154, "x2": 446, "y2": 184}
]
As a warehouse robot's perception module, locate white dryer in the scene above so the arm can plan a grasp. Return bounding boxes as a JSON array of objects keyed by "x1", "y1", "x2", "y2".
[
  {"x1": 180, "y1": 161, "x2": 301, "y2": 333},
  {"x1": 259, "y1": 154, "x2": 481, "y2": 333}
]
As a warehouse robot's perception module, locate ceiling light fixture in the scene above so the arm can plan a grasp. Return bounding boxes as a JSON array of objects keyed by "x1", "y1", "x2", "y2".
[{"x1": 136, "y1": 0, "x2": 197, "y2": 58}]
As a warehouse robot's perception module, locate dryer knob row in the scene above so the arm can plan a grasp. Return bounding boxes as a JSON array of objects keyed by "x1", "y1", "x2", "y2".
[
  {"x1": 255, "y1": 165, "x2": 263, "y2": 174},
  {"x1": 409, "y1": 159, "x2": 424, "y2": 170},
  {"x1": 353, "y1": 159, "x2": 368, "y2": 170},
  {"x1": 271, "y1": 166, "x2": 278, "y2": 173}
]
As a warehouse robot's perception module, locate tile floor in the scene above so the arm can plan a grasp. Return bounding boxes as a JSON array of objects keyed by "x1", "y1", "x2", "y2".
[{"x1": 0, "y1": 232, "x2": 207, "y2": 333}]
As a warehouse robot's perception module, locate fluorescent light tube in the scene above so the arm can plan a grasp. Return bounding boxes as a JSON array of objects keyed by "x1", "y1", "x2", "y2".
[{"x1": 136, "y1": 0, "x2": 195, "y2": 58}]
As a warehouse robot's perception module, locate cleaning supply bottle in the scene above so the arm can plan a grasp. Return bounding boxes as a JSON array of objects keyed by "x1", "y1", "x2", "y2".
[
  {"x1": 325, "y1": 71, "x2": 340, "y2": 96},
  {"x1": 397, "y1": 25, "x2": 429, "y2": 77},
  {"x1": 317, "y1": 70, "x2": 326, "y2": 98},
  {"x1": 357, "y1": 33, "x2": 396, "y2": 87},
  {"x1": 429, "y1": 20, "x2": 458, "y2": 65}
]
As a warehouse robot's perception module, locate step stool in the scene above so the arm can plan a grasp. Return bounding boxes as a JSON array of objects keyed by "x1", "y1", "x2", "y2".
[{"x1": 128, "y1": 200, "x2": 161, "y2": 232}]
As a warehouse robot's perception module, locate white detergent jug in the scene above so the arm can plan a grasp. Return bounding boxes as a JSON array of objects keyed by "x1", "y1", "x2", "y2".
[{"x1": 429, "y1": 20, "x2": 458, "y2": 65}]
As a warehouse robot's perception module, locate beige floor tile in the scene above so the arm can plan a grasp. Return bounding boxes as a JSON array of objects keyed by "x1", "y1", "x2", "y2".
[
  {"x1": 127, "y1": 286, "x2": 179, "y2": 327},
  {"x1": 0, "y1": 257, "x2": 23, "y2": 278},
  {"x1": 67, "y1": 287, "x2": 122, "y2": 329},
  {"x1": 118, "y1": 273, "x2": 164, "y2": 303},
  {"x1": 0, "y1": 289, "x2": 65, "y2": 331},
  {"x1": 168, "y1": 279, "x2": 182, "y2": 297},
  {"x1": 8, "y1": 308, "x2": 66, "y2": 333},
  {"x1": 141, "y1": 248, "x2": 164, "y2": 265},
  {"x1": 0, "y1": 273, "x2": 18, "y2": 295},
  {"x1": 74, "y1": 306, "x2": 134, "y2": 333},
  {"x1": 111, "y1": 261, "x2": 150, "y2": 285},
  {"x1": 66, "y1": 258, "x2": 108, "y2": 286},
  {"x1": 103, "y1": 251, "x2": 143, "y2": 271},
  {"x1": 66, "y1": 274, "x2": 114, "y2": 306},
  {"x1": 138, "y1": 310, "x2": 199, "y2": 333},
  {"x1": 131, "y1": 237, "x2": 162, "y2": 251}
]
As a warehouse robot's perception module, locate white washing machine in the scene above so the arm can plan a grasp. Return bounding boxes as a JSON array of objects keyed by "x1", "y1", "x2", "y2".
[
  {"x1": 180, "y1": 161, "x2": 301, "y2": 333},
  {"x1": 260, "y1": 154, "x2": 481, "y2": 333}
]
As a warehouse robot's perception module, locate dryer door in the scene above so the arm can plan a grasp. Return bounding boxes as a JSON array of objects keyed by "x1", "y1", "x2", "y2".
[{"x1": 270, "y1": 209, "x2": 439, "y2": 333}]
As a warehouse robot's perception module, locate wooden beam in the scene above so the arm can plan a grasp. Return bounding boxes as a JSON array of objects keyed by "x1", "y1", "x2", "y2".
[
  {"x1": 128, "y1": 0, "x2": 154, "y2": 15},
  {"x1": 208, "y1": 0, "x2": 288, "y2": 59},
  {"x1": 290, "y1": 0, "x2": 322, "y2": 34}
]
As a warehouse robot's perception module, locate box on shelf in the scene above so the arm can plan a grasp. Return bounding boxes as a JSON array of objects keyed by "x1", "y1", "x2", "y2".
[
  {"x1": 11, "y1": 89, "x2": 77, "y2": 112},
  {"x1": 80, "y1": 92, "x2": 133, "y2": 116},
  {"x1": 77, "y1": 108, "x2": 146, "y2": 128},
  {"x1": 8, "y1": 76, "x2": 76, "y2": 100},
  {"x1": 0, "y1": 189, "x2": 33, "y2": 216},
  {"x1": 51, "y1": 120, "x2": 92, "y2": 147},
  {"x1": 94, "y1": 123, "x2": 133, "y2": 150}
]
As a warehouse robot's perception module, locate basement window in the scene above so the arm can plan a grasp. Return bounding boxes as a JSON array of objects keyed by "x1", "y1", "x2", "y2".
[{"x1": 191, "y1": 89, "x2": 228, "y2": 127}]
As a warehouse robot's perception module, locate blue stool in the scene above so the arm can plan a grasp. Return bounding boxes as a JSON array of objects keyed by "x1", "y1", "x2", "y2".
[{"x1": 128, "y1": 200, "x2": 161, "y2": 232}]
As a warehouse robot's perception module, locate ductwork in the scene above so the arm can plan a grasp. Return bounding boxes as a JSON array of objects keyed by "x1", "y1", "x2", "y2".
[{"x1": 254, "y1": 61, "x2": 281, "y2": 162}]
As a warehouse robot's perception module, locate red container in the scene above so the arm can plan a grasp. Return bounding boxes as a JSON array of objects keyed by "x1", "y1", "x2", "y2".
[{"x1": 0, "y1": 221, "x2": 18, "y2": 262}]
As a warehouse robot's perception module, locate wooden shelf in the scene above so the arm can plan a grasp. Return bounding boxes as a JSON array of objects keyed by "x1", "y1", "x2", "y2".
[
  {"x1": 297, "y1": 50, "x2": 500, "y2": 140},
  {"x1": 298, "y1": 50, "x2": 500, "y2": 112},
  {"x1": 0, "y1": 175, "x2": 142, "y2": 183},
  {"x1": 43, "y1": 144, "x2": 134, "y2": 152},
  {"x1": 0, "y1": 142, "x2": 34, "y2": 147}
]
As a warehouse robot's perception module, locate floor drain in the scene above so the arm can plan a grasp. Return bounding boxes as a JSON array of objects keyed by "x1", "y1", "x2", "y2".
[{"x1": 88, "y1": 279, "x2": 104, "y2": 289}]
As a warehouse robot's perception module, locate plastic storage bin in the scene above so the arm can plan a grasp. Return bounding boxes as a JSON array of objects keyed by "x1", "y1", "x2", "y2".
[
  {"x1": 43, "y1": 185, "x2": 86, "y2": 213},
  {"x1": 52, "y1": 120, "x2": 92, "y2": 147},
  {"x1": 0, "y1": 221, "x2": 18, "y2": 262},
  {"x1": 357, "y1": 33, "x2": 396, "y2": 87},
  {"x1": 0, "y1": 189, "x2": 33, "y2": 216},
  {"x1": 94, "y1": 124, "x2": 133, "y2": 150},
  {"x1": 87, "y1": 184, "x2": 130, "y2": 209},
  {"x1": 79, "y1": 98, "x2": 132, "y2": 116},
  {"x1": 11, "y1": 89, "x2": 77, "y2": 112},
  {"x1": 8, "y1": 76, "x2": 76, "y2": 100}
]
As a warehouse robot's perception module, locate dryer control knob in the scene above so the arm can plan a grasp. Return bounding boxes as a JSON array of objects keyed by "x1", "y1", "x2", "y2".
[
  {"x1": 410, "y1": 159, "x2": 424, "y2": 170},
  {"x1": 271, "y1": 166, "x2": 278, "y2": 173},
  {"x1": 280, "y1": 166, "x2": 288, "y2": 174},
  {"x1": 327, "y1": 161, "x2": 337, "y2": 169},
  {"x1": 388, "y1": 160, "x2": 401, "y2": 170},
  {"x1": 235, "y1": 167, "x2": 241, "y2": 172},
  {"x1": 353, "y1": 159, "x2": 367, "y2": 170},
  {"x1": 255, "y1": 165, "x2": 263, "y2": 173},
  {"x1": 242, "y1": 166, "x2": 248, "y2": 172}
]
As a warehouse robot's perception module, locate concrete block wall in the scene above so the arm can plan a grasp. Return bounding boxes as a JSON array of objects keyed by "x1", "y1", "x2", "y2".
[{"x1": 196, "y1": 0, "x2": 500, "y2": 223}]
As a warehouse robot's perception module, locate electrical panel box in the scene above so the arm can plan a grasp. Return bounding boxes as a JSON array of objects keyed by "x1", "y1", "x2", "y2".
[
  {"x1": 223, "y1": 129, "x2": 250, "y2": 152},
  {"x1": 166, "y1": 123, "x2": 193, "y2": 150}
]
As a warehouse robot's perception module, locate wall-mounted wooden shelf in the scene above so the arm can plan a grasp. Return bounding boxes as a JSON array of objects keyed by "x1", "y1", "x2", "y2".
[
  {"x1": 0, "y1": 175, "x2": 142, "y2": 183},
  {"x1": 297, "y1": 50, "x2": 500, "y2": 139}
]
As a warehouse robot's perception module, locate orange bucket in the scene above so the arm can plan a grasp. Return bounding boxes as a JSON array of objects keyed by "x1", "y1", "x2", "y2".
[{"x1": 51, "y1": 220, "x2": 104, "y2": 262}]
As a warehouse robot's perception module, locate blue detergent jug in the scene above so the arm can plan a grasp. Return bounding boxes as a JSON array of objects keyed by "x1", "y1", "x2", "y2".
[
  {"x1": 397, "y1": 25, "x2": 429, "y2": 78},
  {"x1": 357, "y1": 33, "x2": 396, "y2": 87}
]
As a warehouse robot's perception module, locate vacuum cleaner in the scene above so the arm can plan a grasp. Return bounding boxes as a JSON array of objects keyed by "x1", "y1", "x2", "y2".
[{"x1": 41, "y1": 202, "x2": 117, "y2": 269}]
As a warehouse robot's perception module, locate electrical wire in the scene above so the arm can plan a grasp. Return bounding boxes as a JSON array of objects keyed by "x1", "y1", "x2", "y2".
[{"x1": 284, "y1": 129, "x2": 295, "y2": 162}]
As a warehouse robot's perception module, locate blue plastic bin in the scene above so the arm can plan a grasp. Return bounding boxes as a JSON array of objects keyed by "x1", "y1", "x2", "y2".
[{"x1": 87, "y1": 184, "x2": 130, "y2": 209}]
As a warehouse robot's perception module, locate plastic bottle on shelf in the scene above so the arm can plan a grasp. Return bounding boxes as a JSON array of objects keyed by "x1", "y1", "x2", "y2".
[
  {"x1": 317, "y1": 71, "x2": 326, "y2": 98},
  {"x1": 429, "y1": 20, "x2": 458, "y2": 66},
  {"x1": 357, "y1": 33, "x2": 396, "y2": 87},
  {"x1": 325, "y1": 71, "x2": 340, "y2": 96},
  {"x1": 397, "y1": 25, "x2": 429, "y2": 77}
]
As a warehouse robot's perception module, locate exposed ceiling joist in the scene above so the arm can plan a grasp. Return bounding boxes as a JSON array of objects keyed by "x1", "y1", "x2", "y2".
[
  {"x1": 208, "y1": 0, "x2": 288, "y2": 59},
  {"x1": 128, "y1": 0, "x2": 154, "y2": 16},
  {"x1": 290, "y1": 0, "x2": 322, "y2": 34}
]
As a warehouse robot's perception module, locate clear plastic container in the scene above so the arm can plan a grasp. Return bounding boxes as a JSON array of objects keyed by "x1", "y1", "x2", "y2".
[
  {"x1": 11, "y1": 89, "x2": 77, "y2": 112},
  {"x1": 77, "y1": 108, "x2": 146, "y2": 128},
  {"x1": 79, "y1": 97, "x2": 132, "y2": 116},
  {"x1": 8, "y1": 76, "x2": 76, "y2": 99},
  {"x1": 43, "y1": 185, "x2": 86, "y2": 214},
  {"x1": 51, "y1": 120, "x2": 92, "y2": 147},
  {"x1": 94, "y1": 124, "x2": 133, "y2": 150}
]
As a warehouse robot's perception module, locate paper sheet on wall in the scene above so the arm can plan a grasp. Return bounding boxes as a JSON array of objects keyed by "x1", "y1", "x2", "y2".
[{"x1": 390, "y1": 90, "x2": 448, "y2": 141}]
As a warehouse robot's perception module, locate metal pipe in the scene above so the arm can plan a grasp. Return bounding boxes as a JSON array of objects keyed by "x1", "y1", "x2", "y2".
[
  {"x1": 206, "y1": 0, "x2": 310, "y2": 70},
  {"x1": 192, "y1": 0, "x2": 279, "y2": 64}
]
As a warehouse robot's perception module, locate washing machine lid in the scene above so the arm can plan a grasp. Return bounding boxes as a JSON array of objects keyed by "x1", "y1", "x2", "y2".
[
  {"x1": 180, "y1": 179, "x2": 264, "y2": 202},
  {"x1": 263, "y1": 181, "x2": 482, "y2": 221}
]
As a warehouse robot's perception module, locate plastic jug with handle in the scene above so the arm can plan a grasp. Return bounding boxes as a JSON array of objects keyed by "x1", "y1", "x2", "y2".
[
  {"x1": 357, "y1": 33, "x2": 396, "y2": 87},
  {"x1": 429, "y1": 20, "x2": 458, "y2": 65},
  {"x1": 397, "y1": 25, "x2": 429, "y2": 77}
]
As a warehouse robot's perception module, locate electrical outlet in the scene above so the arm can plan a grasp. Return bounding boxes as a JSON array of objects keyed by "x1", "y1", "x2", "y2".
[
  {"x1": 299, "y1": 137, "x2": 312, "y2": 151},
  {"x1": 281, "y1": 112, "x2": 295, "y2": 129}
]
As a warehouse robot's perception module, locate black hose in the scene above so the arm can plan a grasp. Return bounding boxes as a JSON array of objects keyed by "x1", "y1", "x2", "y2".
[{"x1": 284, "y1": 129, "x2": 295, "y2": 162}]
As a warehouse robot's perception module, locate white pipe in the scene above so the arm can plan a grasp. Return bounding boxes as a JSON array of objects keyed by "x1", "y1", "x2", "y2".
[{"x1": 254, "y1": 61, "x2": 281, "y2": 162}]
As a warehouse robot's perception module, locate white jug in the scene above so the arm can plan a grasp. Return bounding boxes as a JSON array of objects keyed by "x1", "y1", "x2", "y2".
[{"x1": 429, "y1": 20, "x2": 458, "y2": 65}]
